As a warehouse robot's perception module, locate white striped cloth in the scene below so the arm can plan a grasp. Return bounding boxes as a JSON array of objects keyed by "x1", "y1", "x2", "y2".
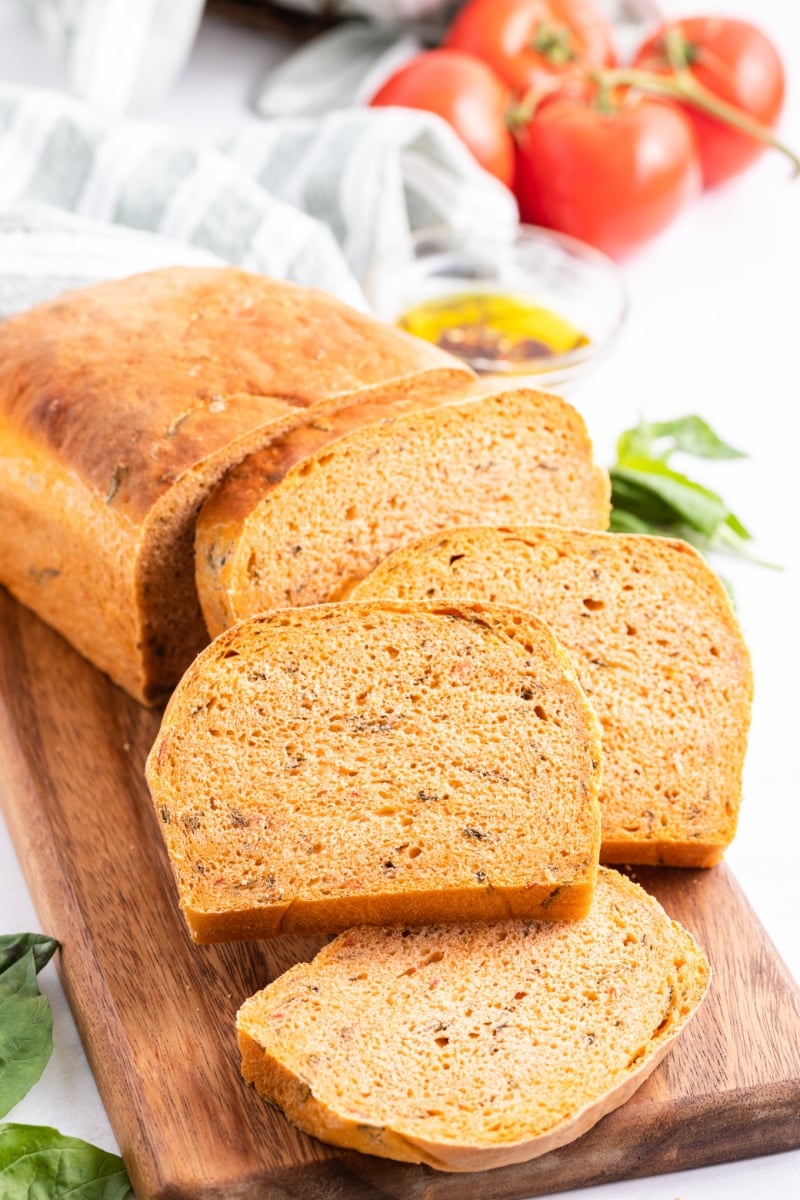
[
  {"x1": 0, "y1": 81, "x2": 517, "y2": 319},
  {"x1": 32, "y1": 0, "x2": 206, "y2": 118},
  {"x1": 29, "y1": 0, "x2": 456, "y2": 117},
  {"x1": 253, "y1": 21, "x2": 429, "y2": 119}
]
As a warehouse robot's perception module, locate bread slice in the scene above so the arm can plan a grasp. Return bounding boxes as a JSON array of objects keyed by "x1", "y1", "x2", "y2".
[
  {"x1": 195, "y1": 382, "x2": 610, "y2": 639},
  {"x1": 0, "y1": 266, "x2": 469, "y2": 703},
  {"x1": 145, "y1": 600, "x2": 602, "y2": 942},
  {"x1": 353, "y1": 526, "x2": 752, "y2": 867},
  {"x1": 237, "y1": 867, "x2": 710, "y2": 1172}
]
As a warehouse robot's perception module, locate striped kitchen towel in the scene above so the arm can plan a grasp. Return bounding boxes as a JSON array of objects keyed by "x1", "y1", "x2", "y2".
[
  {"x1": 0, "y1": 81, "x2": 517, "y2": 318},
  {"x1": 252, "y1": 21, "x2": 430, "y2": 119},
  {"x1": 32, "y1": 0, "x2": 207, "y2": 118},
  {"x1": 28, "y1": 0, "x2": 456, "y2": 118}
]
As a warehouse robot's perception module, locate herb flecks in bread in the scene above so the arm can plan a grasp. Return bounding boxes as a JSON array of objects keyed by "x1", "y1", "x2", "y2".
[
  {"x1": 354, "y1": 525, "x2": 752, "y2": 866},
  {"x1": 146, "y1": 601, "x2": 602, "y2": 941},
  {"x1": 237, "y1": 868, "x2": 710, "y2": 1172},
  {"x1": 195, "y1": 381, "x2": 610, "y2": 637}
]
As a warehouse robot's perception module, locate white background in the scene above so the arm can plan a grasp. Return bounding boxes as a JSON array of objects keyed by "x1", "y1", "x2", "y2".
[{"x1": 1, "y1": 1, "x2": 799, "y2": 1197}]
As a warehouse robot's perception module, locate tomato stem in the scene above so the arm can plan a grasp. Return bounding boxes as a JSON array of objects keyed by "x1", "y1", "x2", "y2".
[
  {"x1": 593, "y1": 78, "x2": 616, "y2": 116},
  {"x1": 663, "y1": 28, "x2": 700, "y2": 72},
  {"x1": 505, "y1": 77, "x2": 564, "y2": 131},
  {"x1": 530, "y1": 22, "x2": 575, "y2": 66},
  {"x1": 594, "y1": 66, "x2": 800, "y2": 177}
]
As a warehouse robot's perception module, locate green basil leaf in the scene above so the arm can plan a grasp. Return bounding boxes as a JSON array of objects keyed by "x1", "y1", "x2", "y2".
[
  {"x1": 609, "y1": 471, "x2": 679, "y2": 526},
  {"x1": 609, "y1": 413, "x2": 777, "y2": 595},
  {"x1": 616, "y1": 423, "x2": 656, "y2": 463},
  {"x1": 617, "y1": 415, "x2": 746, "y2": 463},
  {"x1": 0, "y1": 1124, "x2": 132, "y2": 1199},
  {"x1": 611, "y1": 461, "x2": 729, "y2": 538},
  {"x1": 0, "y1": 953, "x2": 53, "y2": 1117},
  {"x1": 607, "y1": 508, "x2": 661, "y2": 535},
  {"x1": 724, "y1": 511, "x2": 752, "y2": 542},
  {"x1": 0, "y1": 935, "x2": 59, "y2": 978}
]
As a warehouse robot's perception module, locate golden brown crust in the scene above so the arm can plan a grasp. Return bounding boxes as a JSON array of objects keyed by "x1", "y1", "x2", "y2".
[
  {"x1": 0, "y1": 425, "x2": 145, "y2": 694},
  {"x1": 0, "y1": 267, "x2": 470, "y2": 703},
  {"x1": 195, "y1": 384, "x2": 611, "y2": 638},
  {"x1": 353, "y1": 525, "x2": 753, "y2": 867},
  {"x1": 237, "y1": 869, "x2": 710, "y2": 1172},
  {"x1": 239, "y1": 1022, "x2": 680, "y2": 1171},
  {"x1": 146, "y1": 599, "x2": 602, "y2": 941},
  {"x1": 0, "y1": 267, "x2": 464, "y2": 521},
  {"x1": 599, "y1": 841, "x2": 725, "y2": 868},
  {"x1": 187, "y1": 878, "x2": 595, "y2": 943}
]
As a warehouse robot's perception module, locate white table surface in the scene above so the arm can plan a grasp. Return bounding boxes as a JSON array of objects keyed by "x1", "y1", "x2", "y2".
[{"x1": 1, "y1": 1, "x2": 799, "y2": 1197}]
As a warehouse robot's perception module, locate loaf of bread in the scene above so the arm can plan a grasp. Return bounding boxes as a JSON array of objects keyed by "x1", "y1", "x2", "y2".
[
  {"x1": 0, "y1": 267, "x2": 469, "y2": 703},
  {"x1": 237, "y1": 866, "x2": 710, "y2": 1171},
  {"x1": 145, "y1": 600, "x2": 602, "y2": 942},
  {"x1": 195, "y1": 382, "x2": 610, "y2": 638},
  {"x1": 353, "y1": 526, "x2": 753, "y2": 867}
]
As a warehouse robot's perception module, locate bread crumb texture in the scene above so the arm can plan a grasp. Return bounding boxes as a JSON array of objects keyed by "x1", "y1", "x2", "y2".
[
  {"x1": 354, "y1": 527, "x2": 752, "y2": 866},
  {"x1": 237, "y1": 867, "x2": 710, "y2": 1172},
  {"x1": 195, "y1": 385, "x2": 610, "y2": 636},
  {"x1": 146, "y1": 600, "x2": 602, "y2": 940}
]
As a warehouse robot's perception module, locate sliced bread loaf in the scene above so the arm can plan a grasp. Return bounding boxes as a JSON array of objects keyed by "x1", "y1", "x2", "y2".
[
  {"x1": 145, "y1": 600, "x2": 602, "y2": 942},
  {"x1": 353, "y1": 526, "x2": 753, "y2": 867},
  {"x1": 0, "y1": 266, "x2": 469, "y2": 703},
  {"x1": 237, "y1": 867, "x2": 710, "y2": 1172},
  {"x1": 195, "y1": 382, "x2": 610, "y2": 638}
]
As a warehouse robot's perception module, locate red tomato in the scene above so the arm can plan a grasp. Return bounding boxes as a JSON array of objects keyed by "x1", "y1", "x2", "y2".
[
  {"x1": 634, "y1": 17, "x2": 785, "y2": 188},
  {"x1": 445, "y1": 0, "x2": 616, "y2": 96},
  {"x1": 514, "y1": 90, "x2": 701, "y2": 258},
  {"x1": 370, "y1": 50, "x2": 515, "y2": 187}
]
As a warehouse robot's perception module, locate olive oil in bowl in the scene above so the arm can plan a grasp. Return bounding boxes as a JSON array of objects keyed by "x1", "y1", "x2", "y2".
[
  {"x1": 366, "y1": 226, "x2": 628, "y2": 389},
  {"x1": 398, "y1": 291, "x2": 589, "y2": 375}
]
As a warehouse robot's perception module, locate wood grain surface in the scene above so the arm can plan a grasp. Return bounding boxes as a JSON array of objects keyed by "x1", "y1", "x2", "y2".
[{"x1": 2, "y1": 585, "x2": 800, "y2": 1200}]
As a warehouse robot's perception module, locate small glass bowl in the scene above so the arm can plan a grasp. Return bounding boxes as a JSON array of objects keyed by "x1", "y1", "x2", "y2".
[{"x1": 365, "y1": 224, "x2": 629, "y2": 389}]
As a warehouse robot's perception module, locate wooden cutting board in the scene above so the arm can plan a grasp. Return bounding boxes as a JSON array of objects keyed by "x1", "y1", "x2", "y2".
[{"x1": 2, "y1": 586, "x2": 800, "y2": 1200}]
